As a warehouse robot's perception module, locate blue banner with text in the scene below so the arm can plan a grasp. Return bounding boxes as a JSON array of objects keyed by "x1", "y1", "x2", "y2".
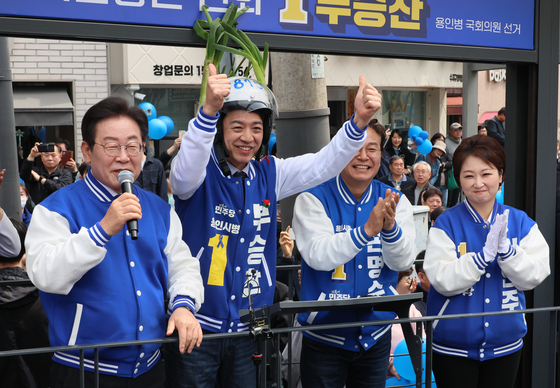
[{"x1": 0, "y1": 0, "x2": 534, "y2": 50}]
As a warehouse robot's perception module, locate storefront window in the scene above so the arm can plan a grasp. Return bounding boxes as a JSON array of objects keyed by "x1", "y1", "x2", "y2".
[
  {"x1": 381, "y1": 90, "x2": 426, "y2": 139},
  {"x1": 136, "y1": 87, "x2": 201, "y2": 138}
]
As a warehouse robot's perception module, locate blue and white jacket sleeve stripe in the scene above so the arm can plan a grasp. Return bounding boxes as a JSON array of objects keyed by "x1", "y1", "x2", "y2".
[
  {"x1": 472, "y1": 252, "x2": 489, "y2": 271},
  {"x1": 344, "y1": 114, "x2": 366, "y2": 141},
  {"x1": 172, "y1": 295, "x2": 196, "y2": 314},
  {"x1": 498, "y1": 245, "x2": 516, "y2": 261},
  {"x1": 88, "y1": 222, "x2": 111, "y2": 247},
  {"x1": 380, "y1": 222, "x2": 402, "y2": 243},
  {"x1": 194, "y1": 106, "x2": 219, "y2": 132},
  {"x1": 351, "y1": 226, "x2": 374, "y2": 249}
]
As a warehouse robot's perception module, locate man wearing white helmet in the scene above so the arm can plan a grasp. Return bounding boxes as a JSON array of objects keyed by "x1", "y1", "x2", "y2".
[{"x1": 167, "y1": 64, "x2": 382, "y2": 388}]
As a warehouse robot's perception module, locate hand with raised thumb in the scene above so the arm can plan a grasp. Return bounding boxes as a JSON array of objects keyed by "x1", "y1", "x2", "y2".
[
  {"x1": 353, "y1": 75, "x2": 382, "y2": 130},
  {"x1": 202, "y1": 64, "x2": 231, "y2": 117}
]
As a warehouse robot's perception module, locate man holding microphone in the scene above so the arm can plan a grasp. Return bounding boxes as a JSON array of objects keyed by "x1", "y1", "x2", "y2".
[{"x1": 26, "y1": 97, "x2": 203, "y2": 388}]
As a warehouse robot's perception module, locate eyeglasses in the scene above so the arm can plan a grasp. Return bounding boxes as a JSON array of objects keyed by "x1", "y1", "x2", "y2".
[
  {"x1": 415, "y1": 170, "x2": 430, "y2": 175},
  {"x1": 94, "y1": 142, "x2": 143, "y2": 157}
]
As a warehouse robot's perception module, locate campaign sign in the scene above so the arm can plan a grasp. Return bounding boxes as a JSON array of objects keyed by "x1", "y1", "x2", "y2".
[{"x1": 0, "y1": 0, "x2": 534, "y2": 50}]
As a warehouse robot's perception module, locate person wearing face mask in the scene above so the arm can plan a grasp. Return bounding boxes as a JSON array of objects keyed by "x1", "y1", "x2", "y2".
[
  {"x1": 20, "y1": 142, "x2": 73, "y2": 205},
  {"x1": 20, "y1": 184, "x2": 32, "y2": 227}
]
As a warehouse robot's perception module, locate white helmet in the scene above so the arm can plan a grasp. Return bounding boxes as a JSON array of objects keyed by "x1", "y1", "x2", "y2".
[{"x1": 215, "y1": 77, "x2": 278, "y2": 175}]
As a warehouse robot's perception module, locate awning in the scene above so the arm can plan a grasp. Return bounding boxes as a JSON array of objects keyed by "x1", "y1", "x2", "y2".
[
  {"x1": 446, "y1": 96, "x2": 462, "y2": 115},
  {"x1": 478, "y1": 111, "x2": 498, "y2": 125},
  {"x1": 13, "y1": 88, "x2": 74, "y2": 126}
]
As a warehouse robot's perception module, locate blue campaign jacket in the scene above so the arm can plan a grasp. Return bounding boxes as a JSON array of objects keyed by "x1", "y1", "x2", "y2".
[
  {"x1": 298, "y1": 177, "x2": 405, "y2": 352},
  {"x1": 36, "y1": 172, "x2": 174, "y2": 377},
  {"x1": 427, "y1": 200, "x2": 544, "y2": 360},
  {"x1": 174, "y1": 152, "x2": 277, "y2": 333}
]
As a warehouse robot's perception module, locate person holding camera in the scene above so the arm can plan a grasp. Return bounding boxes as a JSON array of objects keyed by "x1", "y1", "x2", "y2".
[{"x1": 20, "y1": 142, "x2": 73, "y2": 205}]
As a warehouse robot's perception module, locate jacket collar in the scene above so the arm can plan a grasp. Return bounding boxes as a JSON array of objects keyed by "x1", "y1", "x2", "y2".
[
  {"x1": 210, "y1": 148, "x2": 255, "y2": 180},
  {"x1": 336, "y1": 175, "x2": 373, "y2": 206},
  {"x1": 84, "y1": 169, "x2": 119, "y2": 203},
  {"x1": 464, "y1": 198, "x2": 499, "y2": 224}
]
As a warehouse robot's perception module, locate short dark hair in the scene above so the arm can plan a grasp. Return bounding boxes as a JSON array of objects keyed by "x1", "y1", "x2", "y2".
[
  {"x1": 431, "y1": 133, "x2": 445, "y2": 144},
  {"x1": 0, "y1": 218, "x2": 27, "y2": 264},
  {"x1": 431, "y1": 206, "x2": 448, "y2": 223},
  {"x1": 56, "y1": 137, "x2": 72, "y2": 152},
  {"x1": 81, "y1": 97, "x2": 149, "y2": 148},
  {"x1": 368, "y1": 119, "x2": 386, "y2": 143},
  {"x1": 398, "y1": 267, "x2": 413, "y2": 282},
  {"x1": 453, "y1": 135, "x2": 505, "y2": 187},
  {"x1": 415, "y1": 250, "x2": 426, "y2": 273},
  {"x1": 389, "y1": 155, "x2": 404, "y2": 165},
  {"x1": 78, "y1": 162, "x2": 90, "y2": 177},
  {"x1": 422, "y1": 187, "x2": 443, "y2": 203},
  {"x1": 498, "y1": 107, "x2": 506, "y2": 116}
]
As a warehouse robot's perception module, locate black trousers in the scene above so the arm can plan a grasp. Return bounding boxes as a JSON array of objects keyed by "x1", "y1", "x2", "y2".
[
  {"x1": 432, "y1": 349, "x2": 522, "y2": 388},
  {"x1": 51, "y1": 358, "x2": 164, "y2": 388}
]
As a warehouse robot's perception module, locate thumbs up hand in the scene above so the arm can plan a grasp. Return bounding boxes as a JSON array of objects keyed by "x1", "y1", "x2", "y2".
[
  {"x1": 202, "y1": 64, "x2": 231, "y2": 117},
  {"x1": 353, "y1": 75, "x2": 382, "y2": 130}
]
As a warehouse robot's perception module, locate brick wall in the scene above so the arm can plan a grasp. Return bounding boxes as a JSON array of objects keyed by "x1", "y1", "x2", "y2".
[{"x1": 10, "y1": 38, "x2": 109, "y2": 161}]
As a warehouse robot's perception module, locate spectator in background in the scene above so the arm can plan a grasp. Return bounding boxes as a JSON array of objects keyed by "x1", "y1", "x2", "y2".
[
  {"x1": 134, "y1": 148, "x2": 168, "y2": 202},
  {"x1": 421, "y1": 187, "x2": 443, "y2": 227},
  {"x1": 429, "y1": 133, "x2": 452, "y2": 206},
  {"x1": 416, "y1": 141, "x2": 446, "y2": 188},
  {"x1": 445, "y1": 122, "x2": 463, "y2": 207},
  {"x1": 158, "y1": 135, "x2": 182, "y2": 170},
  {"x1": 430, "y1": 206, "x2": 447, "y2": 227},
  {"x1": 401, "y1": 161, "x2": 436, "y2": 205},
  {"x1": 445, "y1": 123, "x2": 462, "y2": 157},
  {"x1": 478, "y1": 126, "x2": 488, "y2": 136},
  {"x1": 379, "y1": 155, "x2": 414, "y2": 193},
  {"x1": 384, "y1": 129, "x2": 416, "y2": 167},
  {"x1": 77, "y1": 162, "x2": 90, "y2": 180},
  {"x1": 20, "y1": 184, "x2": 32, "y2": 227},
  {"x1": 388, "y1": 267, "x2": 422, "y2": 381},
  {"x1": 0, "y1": 218, "x2": 52, "y2": 388},
  {"x1": 486, "y1": 107, "x2": 506, "y2": 148},
  {"x1": 56, "y1": 138, "x2": 79, "y2": 181},
  {"x1": 424, "y1": 135, "x2": 549, "y2": 388},
  {"x1": 413, "y1": 251, "x2": 429, "y2": 316},
  {"x1": 20, "y1": 143, "x2": 73, "y2": 205}
]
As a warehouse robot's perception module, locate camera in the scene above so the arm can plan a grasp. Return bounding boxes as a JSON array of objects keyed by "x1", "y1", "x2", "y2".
[{"x1": 37, "y1": 143, "x2": 55, "y2": 153}]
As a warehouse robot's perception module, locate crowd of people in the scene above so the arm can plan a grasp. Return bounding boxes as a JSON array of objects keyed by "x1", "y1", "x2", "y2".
[{"x1": 0, "y1": 65, "x2": 549, "y2": 388}]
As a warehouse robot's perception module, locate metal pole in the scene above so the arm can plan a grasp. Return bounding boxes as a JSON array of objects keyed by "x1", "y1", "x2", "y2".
[{"x1": 0, "y1": 37, "x2": 22, "y2": 219}]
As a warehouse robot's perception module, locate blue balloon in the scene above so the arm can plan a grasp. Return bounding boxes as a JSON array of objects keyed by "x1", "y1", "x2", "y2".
[
  {"x1": 417, "y1": 140, "x2": 433, "y2": 155},
  {"x1": 138, "y1": 102, "x2": 157, "y2": 121},
  {"x1": 415, "y1": 137, "x2": 424, "y2": 146},
  {"x1": 158, "y1": 116, "x2": 175, "y2": 136},
  {"x1": 419, "y1": 131, "x2": 429, "y2": 140},
  {"x1": 393, "y1": 340, "x2": 416, "y2": 381},
  {"x1": 148, "y1": 118, "x2": 167, "y2": 140},
  {"x1": 393, "y1": 340, "x2": 437, "y2": 386},
  {"x1": 496, "y1": 184, "x2": 504, "y2": 204},
  {"x1": 268, "y1": 133, "x2": 277, "y2": 155},
  {"x1": 37, "y1": 126, "x2": 47, "y2": 143},
  {"x1": 408, "y1": 125, "x2": 422, "y2": 139}
]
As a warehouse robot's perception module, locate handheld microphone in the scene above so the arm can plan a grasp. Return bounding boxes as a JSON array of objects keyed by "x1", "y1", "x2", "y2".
[{"x1": 117, "y1": 170, "x2": 138, "y2": 240}]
